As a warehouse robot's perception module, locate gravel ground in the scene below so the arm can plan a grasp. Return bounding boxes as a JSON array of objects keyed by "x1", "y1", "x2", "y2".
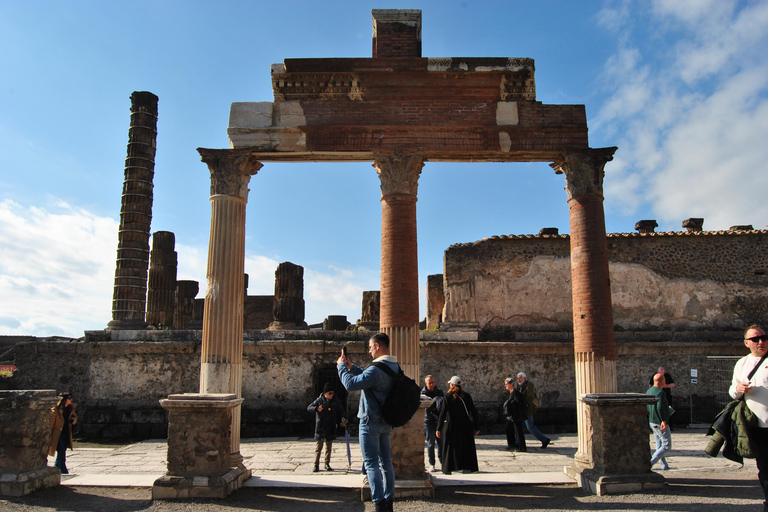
[{"x1": 2, "y1": 467, "x2": 764, "y2": 512}]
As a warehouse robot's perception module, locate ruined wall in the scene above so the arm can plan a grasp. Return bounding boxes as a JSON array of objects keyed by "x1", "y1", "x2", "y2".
[
  {"x1": 443, "y1": 230, "x2": 768, "y2": 336},
  {"x1": 3, "y1": 330, "x2": 745, "y2": 439}
]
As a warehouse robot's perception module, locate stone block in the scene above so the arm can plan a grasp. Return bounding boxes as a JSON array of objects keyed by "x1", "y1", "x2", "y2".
[{"x1": 228, "y1": 102, "x2": 273, "y2": 129}]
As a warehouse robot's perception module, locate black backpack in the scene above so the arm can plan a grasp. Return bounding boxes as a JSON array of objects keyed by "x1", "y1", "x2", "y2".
[{"x1": 372, "y1": 362, "x2": 422, "y2": 427}]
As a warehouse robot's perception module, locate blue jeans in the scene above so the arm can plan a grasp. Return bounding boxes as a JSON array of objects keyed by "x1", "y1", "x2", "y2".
[
  {"x1": 525, "y1": 416, "x2": 548, "y2": 443},
  {"x1": 359, "y1": 417, "x2": 394, "y2": 504},
  {"x1": 55, "y1": 436, "x2": 68, "y2": 474},
  {"x1": 649, "y1": 423, "x2": 671, "y2": 469},
  {"x1": 425, "y1": 422, "x2": 441, "y2": 466}
]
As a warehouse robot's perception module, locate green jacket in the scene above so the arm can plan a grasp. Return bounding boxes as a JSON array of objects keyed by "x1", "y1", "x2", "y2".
[
  {"x1": 646, "y1": 386, "x2": 669, "y2": 425},
  {"x1": 518, "y1": 380, "x2": 539, "y2": 417},
  {"x1": 705, "y1": 399, "x2": 758, "y2": 463}
]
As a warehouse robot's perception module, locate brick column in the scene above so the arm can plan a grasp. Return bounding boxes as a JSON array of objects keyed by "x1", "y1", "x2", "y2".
[
  {"x1": 108, "y1": 91, "x2": 158, "y2": 330},
  {"x1": 551, "y1": 147, "x2": 617, "y2": 466},
  {"x1": 374, "y1": 151, "x2": 424, "y2": 382},
  {"x1": 197, "y1": 148, "x2": 262, "y2": 476}
]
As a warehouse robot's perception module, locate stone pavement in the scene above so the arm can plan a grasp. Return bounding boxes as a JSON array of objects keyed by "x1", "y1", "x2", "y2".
[{"x1": 51, "y1": 428, "x2": 747, "y2": 490}]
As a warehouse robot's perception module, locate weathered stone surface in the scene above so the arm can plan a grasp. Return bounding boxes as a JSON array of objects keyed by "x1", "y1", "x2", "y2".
[
  {"x1": 444, "y1": 231, "x2": 768, "y2": 335},
  {"x1": 0, "y1": 390, "x2": 61, "y2": 496},
  {"x1": 6, "y1": 334, "x2": 745, "y2": 439}
]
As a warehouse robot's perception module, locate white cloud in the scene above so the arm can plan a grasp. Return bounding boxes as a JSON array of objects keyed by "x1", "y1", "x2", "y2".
[
  {"x1": 0, "y1": 199, "x2": 117, "y2": 337},
  {"x1": 305, "y1": 265, "x2": 379, "y2": 325},
  {"x1": 597, "y1": 0, "x2": 768, "y2": 230}
]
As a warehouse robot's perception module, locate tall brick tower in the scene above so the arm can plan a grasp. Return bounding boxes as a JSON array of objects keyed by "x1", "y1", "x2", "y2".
[{"x1": 108, "y1": 91, "x2": 158, "y2": 330}]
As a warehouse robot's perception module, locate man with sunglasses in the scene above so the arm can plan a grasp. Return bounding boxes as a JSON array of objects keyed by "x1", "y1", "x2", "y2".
[{"x1": 730, "y1": 325, "x2": 768, "y2": 512}]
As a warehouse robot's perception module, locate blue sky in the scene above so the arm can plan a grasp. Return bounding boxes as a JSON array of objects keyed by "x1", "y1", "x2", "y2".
[{"x1": 1, "y1": 0, "x2": 767, "y2": 337}]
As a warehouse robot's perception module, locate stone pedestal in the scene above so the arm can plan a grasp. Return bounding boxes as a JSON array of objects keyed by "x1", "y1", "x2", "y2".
[
  {"x1": 565, "y1": 393, "x2": 666, "y2": 496},
  {"x1": 362, "y1": 401, "x2": 433, "y2": 501},
  {"x1": 0, "y1": 390, "x2": 61, "y2": 496},
  {"x1": 152, "y1": 393, "x2": 247, "y2": 499}
]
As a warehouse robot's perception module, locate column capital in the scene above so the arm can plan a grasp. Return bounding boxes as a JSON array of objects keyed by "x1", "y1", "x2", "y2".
[
  {"x1": 550, "y1": 147, "x2": 617, "y2": 200},
  {"x1": 198, "y1": 148, "x2": 263, "y2": 199},
  {"x1": 373, "y1": 150, "x2": 425, "y2": 197}
]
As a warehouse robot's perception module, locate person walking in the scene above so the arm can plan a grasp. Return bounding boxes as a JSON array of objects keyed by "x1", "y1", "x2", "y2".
[
  {"x1": 421, "y1": 374, "x2": 444, "y2": 471},
  {"x1": 647, "y1": 372, "x2": 671, "y2": 470},
  {"x1": 436, "y1": 376, "x2": 479, "y2": 474},
  {"x1": 307, "y1": 382, "x2": 345, "y2": 472},
  {"x1": 337, "y1": 333, "x2": 398, "y2": 512},
  {"x1": 516, "y1": 372, "x2": 551, "y2": 448},
  {"x1": 49, "y1": 392, "x2": 77, "y2": 474},
  {"x1": 503, "y1": 377, "x2": 527, "y2": 452}
]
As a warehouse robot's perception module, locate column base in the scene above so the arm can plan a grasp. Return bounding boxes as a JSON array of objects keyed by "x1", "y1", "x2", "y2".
[
  {"x1": 152, "y1": 466, "x2": 250, "y2": 500},
  {"x1": 565, "y1": 463, "x2": 666, "y2": 497},
  {"x1": 107, "y1": 319, "x2": 148, "y2": 330},
  {"x1": 355, "y1": 321, "x2": 380, "y2": 331},
  {"x1": 361, "y1": 478, "x2": 435, "y2": 502},
  {"x1": 268, "y1": 321, "x2": 308, "y2": 330},
  {"x1": 0, "y1": 467, "x2": 61, "y2": 497}
]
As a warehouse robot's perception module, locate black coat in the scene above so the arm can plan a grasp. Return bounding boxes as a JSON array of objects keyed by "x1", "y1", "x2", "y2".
[
  {"x1": 307, "y1": 394, "x2": 343, "y2": 441},
  {"x1": 422, "y1": 385, "x2": 445, "y2": 427},
  {"x1": 503, "y1": 389, "x2": 528, "y2": 422},
  {"x1": 436, "y1": 391, "x2": 479, "y2": 473}
]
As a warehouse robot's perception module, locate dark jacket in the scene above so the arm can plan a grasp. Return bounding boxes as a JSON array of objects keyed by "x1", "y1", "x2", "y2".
[
  {"x1": 504, "y1": 389, "x2": 528, "y2": 422},
  {"x1": 518, "y1": 380, "x2": 539, "y2": 417},
  {"x1": 422, "y1": 385, "x2": 445, "y2": 427},
  {"x1": 307, "y1": 393, "x2": 344, "y2": 441},
  {"x1": 706, "y1": 399, "x2": 758, "y2": 463}
]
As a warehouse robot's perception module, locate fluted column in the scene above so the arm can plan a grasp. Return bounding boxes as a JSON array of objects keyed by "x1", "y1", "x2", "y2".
[
  {"x1": 198, "y1": 148, "x2": 262, "y2": 472},
  {"x1": 108, "y1": 91, "x2": 158, "y2": 330},
  {"x1": 374, "y1": 150, "x2": 423, "y2": 383},
  {"x1": 551, "y1": 147, "x2": 618, "y2": 466}
]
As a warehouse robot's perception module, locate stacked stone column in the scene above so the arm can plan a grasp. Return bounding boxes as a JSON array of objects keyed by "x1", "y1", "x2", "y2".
[
  {"x1": 197, "y1": 148, "x2": 262, "y2": 473},
  {"x1": 551, "y1": 147, "x2": 618, "y2": 466},
  {"x1": 109, "y1": 91, "x2": 158, "y2": 330},
  {"x1": 374, "y1": 151, "x2": 424, "y2": 382},
  {"x1": 147, "y1": 231, "x2": 177, "y2": 327}
]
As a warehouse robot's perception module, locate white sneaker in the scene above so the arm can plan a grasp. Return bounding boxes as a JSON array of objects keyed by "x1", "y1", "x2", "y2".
[{"x1": 429, "y1": 464, "x2": 436, "y2": 472}]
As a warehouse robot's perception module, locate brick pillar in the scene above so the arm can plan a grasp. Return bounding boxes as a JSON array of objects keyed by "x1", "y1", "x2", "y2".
[
  {"x1": 197, "y1": 148, "x2": 262, "y2": 479},
  {"x1": 147, "y1": 231, "x2": 177, "y2": 328},
  {"x1": 174, "y1": 280, "x2": 199, "y2": 330},
  {"x1": 108, "y1": 91, "x2": 158, "y2": 330},
  {"x1": 372, "y1": 9, "x2": 422, "y2": 59},
  {"x1": 374, "y1": 151, "x2": 424, "y2": 383},
  {"x1": 551, "y1": 147, "x2": 618, "y2": 466}
]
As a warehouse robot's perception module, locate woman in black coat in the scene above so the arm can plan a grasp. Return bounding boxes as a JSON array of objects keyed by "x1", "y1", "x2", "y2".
[
  {"x1": 307, "y1": 383, "x2": 345, "y2": 472},
  {"x1": 436, "y1": 376, "x2": 479, "y2": 474}
]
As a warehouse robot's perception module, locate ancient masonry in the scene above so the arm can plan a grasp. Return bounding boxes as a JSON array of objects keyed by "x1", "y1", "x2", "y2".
[{"x1": 108, "y1": 91, "x2": 158, "y2": 330}]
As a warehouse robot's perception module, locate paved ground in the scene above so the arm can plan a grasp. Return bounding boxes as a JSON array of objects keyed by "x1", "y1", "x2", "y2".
[{"x1": 2, "y1": 428, "x2": 765, "y2": 511}]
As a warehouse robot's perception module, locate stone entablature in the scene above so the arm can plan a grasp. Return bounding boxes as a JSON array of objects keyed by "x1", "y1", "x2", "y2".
[{"x1": 443, "y1": 229, "x2": 768, "y2": 334}]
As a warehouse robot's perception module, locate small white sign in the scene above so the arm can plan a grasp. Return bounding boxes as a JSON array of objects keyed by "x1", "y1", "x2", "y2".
[
  {"x1": 691, "y1": 369, "x2": 698, "y2": 378},
  {"x1": 691, "y1": 378, "x2": 698, "y2": 384}
]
